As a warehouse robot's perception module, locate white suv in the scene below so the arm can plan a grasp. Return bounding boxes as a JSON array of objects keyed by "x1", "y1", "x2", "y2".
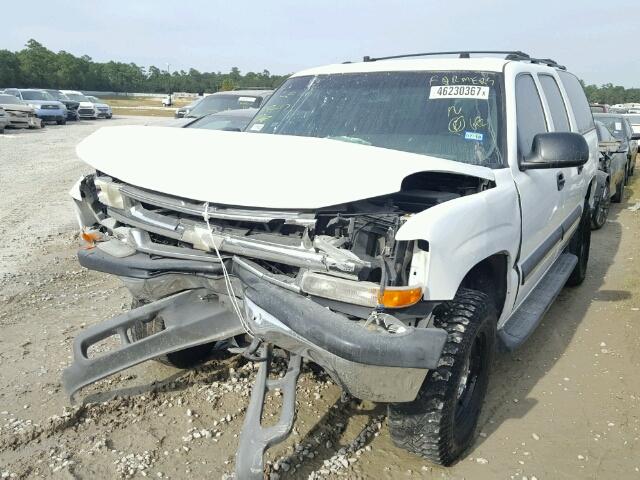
[
  {"x1": 64, "y1": 51, "x2": 597, "y2": 475},
  {"x1": 60, "y1": 90, "x2": 98, "y2": 119}
]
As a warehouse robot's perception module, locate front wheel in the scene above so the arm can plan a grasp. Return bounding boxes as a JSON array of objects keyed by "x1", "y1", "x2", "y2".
[
  {"x1": 388, "y1": 288, "x2": 496, "y2": 466},
  {"x1": 591, "y1": 181, "x2": 610, "y2": 230},
  {"x1": 56, "y1": 119, "x2": 66, "y2": 125}
]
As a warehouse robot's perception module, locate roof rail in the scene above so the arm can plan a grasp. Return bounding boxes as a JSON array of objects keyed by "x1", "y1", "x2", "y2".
[
  {"x1": 361, "y1": 51, "x2": 566, "y2": 70},
  {"x1": 362, "y1": 51, "x2": 530, "y2": 62}
]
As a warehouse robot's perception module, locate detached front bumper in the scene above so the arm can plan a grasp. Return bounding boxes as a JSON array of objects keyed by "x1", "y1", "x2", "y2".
[{"x1": 67, "y1": 243, "x2": 446, "y2": 402}]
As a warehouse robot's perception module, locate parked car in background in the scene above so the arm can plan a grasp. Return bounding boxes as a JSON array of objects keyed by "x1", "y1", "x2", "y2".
[
  {"x1": 183, "y1": 90, "x2": 272, "y2": 119},
  {"x1": 592, "y1": 121, "x2": 628, "y2": 228},
  {"x1": 0, "y1": 107, "x2": 10, "y2": 133},
  {"x1": 182, "y1": 108, "x2": 257, "y2": 130},
  {"x1": 594, "y1": 113, "x2": 637, "y2": 179},
  {"x1": 87, "y1": 96, "x2": 113, "y2": 119},
  {"x1": 44, "y1": 90, "x2": 80, "y2": 121},
  {"x1": 623, "y1": 113, "x2": 640, "y2": 134},
  {"x1": 175, "y1": 97, "x2": 202, "y2": 118},
  {"x1": 0, "y1": 93, "x2": 36, "y2": 129},
  {"x1": 3, "y1": 88, "x2": 67, "y2": 124},
  {"x1": 60, "y1": 90, "x2": 98, "y2": 119},
  {"x1": 590, "y1": 103, "x2": 608, "y2": 113}
]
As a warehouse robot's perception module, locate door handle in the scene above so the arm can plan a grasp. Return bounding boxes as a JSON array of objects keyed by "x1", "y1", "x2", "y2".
[{"x1": 556, "y1": 172, "x2": 565, "y2": 191}]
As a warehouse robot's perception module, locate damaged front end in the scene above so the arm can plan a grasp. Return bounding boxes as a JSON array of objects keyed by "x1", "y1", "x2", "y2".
[{"x1": 65, "y1": 170, "x2": 490, "y2": 477}]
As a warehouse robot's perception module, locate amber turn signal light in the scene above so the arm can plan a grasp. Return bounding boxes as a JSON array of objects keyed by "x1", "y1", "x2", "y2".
[
  {"x1": 378, "y1": 286, "x2": 423, "y2": 308},
  {"x1": 80, "y1": 230, "x2": 102, "y2": 247}
]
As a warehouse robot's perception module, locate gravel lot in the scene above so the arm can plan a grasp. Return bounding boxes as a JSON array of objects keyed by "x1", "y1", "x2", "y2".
[{"x1": 1, "y1": 118, "x2": 639, "y2": 479}]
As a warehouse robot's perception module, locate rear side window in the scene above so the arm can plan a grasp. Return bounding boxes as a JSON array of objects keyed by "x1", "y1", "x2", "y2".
[
  {"x1": 558, "y1": 71, "x2": 594, "y2": 133},
  {"x1": 515, "y1": 74, "x2": 548, "y2": 158},
  {"x1": 538, "y1": 75, "x2": 570, "y2": 132}
]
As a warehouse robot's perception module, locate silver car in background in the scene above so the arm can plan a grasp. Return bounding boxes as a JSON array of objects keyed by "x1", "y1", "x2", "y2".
[
  {"x1": 0, "y1": 107, "x2": 10, "y2": 133},
  {"x1": 87, "y1": 96, "x2": 113, "y2": 119},
  {"x1": 0, "y1": 93, "x2": 37, "y2": 129}
]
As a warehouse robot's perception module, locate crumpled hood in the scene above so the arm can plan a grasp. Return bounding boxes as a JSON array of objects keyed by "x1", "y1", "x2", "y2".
[
  {"x1": 0, "y1": 103, "x2": 33, "y2": 113},
  {"x1": 77, "y1": 125, "x2": 494, "y2": 209}
]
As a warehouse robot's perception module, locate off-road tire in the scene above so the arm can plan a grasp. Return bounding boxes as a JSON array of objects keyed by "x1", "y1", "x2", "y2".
[
  {"x1": 612, "y1": 171, "x2": 625, "y2": 203},
  {"x1": 566, "y1": 201, "x2": 591, "y2": 286},
  {"x1": 387, "y1": 288, "x2": 496, "y2": 466},
  {"x1": 130, "y1": 299, "x2": 215, "y2": 368},
  {"x1": 624, "y1": 160, "x2": 631, "y2": 185},
  {"x1": 591, "y1": 181, "x2": 610, "y2": 230}
]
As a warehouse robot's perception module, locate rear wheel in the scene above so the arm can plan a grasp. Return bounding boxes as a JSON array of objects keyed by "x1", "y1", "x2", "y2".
[
  {"x1": 388, "y1": 288, "x2": 496, "y2": 466},
  {"x1": 591, "y1": 181, "x2": 610, "y2": 230},
  {"x1": 566, "y1": 202, "x2": 591, "y2": 286},
  {"x1": 130, "y1": 299, "x2": 216, "y2": 368}
]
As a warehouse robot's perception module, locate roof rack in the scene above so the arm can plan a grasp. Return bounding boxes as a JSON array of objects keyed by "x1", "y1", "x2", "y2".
[{"x1": 361, "y1": 51, "x2": 566, "y2": 70}]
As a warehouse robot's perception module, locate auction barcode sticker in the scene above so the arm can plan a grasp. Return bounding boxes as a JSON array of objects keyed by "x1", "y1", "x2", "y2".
[{"x1": 429, "y1": 85, "x2": 489, "y2": 99}]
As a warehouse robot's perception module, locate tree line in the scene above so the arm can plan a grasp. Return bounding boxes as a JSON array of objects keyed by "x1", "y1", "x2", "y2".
[
  {"x1": 3, "y1": 40, "x2": 640, "y2": 103},
  {"x1": 0, "y1": 39, "x2": 288, "y2": 93},
  {"x1": 582, "y1": 82, "x2": 640, "y2": 106}
]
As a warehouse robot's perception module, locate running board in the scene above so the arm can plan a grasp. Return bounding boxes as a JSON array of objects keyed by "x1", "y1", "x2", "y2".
[
  {"x1": 236, "y1": 345, "x2": 302, "y2": 480},
  {"x1": 499, "y1": 253, "x2": 578, "y2": 350},
  {"x1": 63, "y1": 289, "x2": 244, "y2": 400}
]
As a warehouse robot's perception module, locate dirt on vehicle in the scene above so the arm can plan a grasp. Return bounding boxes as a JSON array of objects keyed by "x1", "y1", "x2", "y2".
[{"x1": 1, "y1": 120, "x2": 639, "y2": 480}]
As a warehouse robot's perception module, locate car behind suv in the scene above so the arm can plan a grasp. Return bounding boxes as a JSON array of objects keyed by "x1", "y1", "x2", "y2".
[
  {"x1": 60, "y1": 90, "x2": 98, "y2": 119},
  {"x1": 65, "y1": 51, "x2": 597, "y2": 477},
  {"x1": 183, "y1": 89, "x2": 272, "y2": 119}
]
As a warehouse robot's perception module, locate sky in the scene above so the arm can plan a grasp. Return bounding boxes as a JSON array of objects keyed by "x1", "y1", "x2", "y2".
[{"x1": 2, "y1": 0, "x2": 638, "y2": 87}]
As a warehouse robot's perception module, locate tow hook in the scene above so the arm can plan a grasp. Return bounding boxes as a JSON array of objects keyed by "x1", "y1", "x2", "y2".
[{"x1": 235, "y1": 344, "x2": 302, "y2": 479}]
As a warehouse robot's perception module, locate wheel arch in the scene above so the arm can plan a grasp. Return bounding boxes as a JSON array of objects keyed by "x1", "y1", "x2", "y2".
[{"x1": 459, "y1": 253, "x2": 510, "y2": 320}]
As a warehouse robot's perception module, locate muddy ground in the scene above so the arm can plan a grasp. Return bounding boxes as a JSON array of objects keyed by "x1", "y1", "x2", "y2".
[{"x1": 0, "y1": 118, "x2": 639, "y2": 480}]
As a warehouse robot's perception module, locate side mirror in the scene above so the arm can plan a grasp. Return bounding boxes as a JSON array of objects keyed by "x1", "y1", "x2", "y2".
[{"x1": 520, "y1": 132, "x2": 589, "y2": 170}]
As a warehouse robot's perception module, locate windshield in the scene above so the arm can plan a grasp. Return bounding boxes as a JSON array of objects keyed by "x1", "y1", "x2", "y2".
[
  {"x1": 46, "y1": 90, "x2": 69, "y2": 101},
  {"x1": 21, "y1": 90, "x2": 53, "y2": 101},
  {"x1": 247, "y1": 71, "x2": 504, "y2": 167},
  {"x1": 88, "y1": 96, "x2": 100, "y2": 103},
  {"x1": 596, "y1": 115, "x2": 627, "y2": 140},
  {"x1": 66, "y1": 93, "x2": 90, "y2": 102},
  {"x1": 186, "y1": 94, "x2": 261, "y2": 118},
  {"x1": 0, "y1": 94, "x2": 22, "y2": 105},
  {"x1": 186, "y1": 112, "x2": 254, "y2": 131},
  {"x1": 590, "y1": 105, "x2": 606, "y2": 113}
]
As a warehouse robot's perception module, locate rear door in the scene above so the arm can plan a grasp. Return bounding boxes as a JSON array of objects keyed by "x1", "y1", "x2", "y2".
[{"x1": 556, "y1": 71, "x2": 598, "y2": 231}]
